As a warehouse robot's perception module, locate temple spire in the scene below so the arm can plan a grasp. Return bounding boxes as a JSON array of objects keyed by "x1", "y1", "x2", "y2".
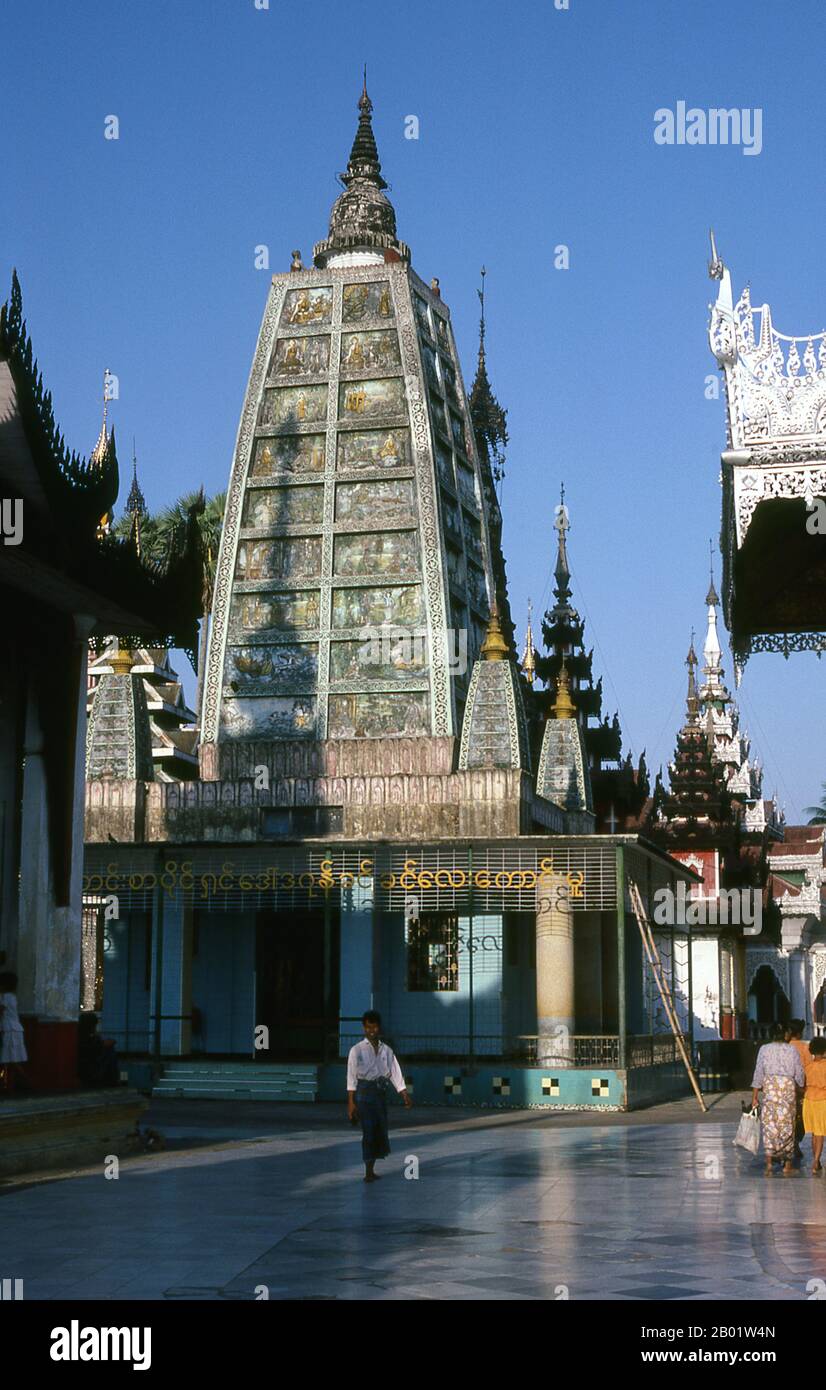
[
  {"x1": 685, "y1": 633, "x2": 699, "y2": 724},
  {"x1": 90, "y1": 368, "x2": 111, "y2": 465},
  {"x1": 127, "y1": 441, "x2": 147, "y2": 559},
  {"x1": 553, "y1": 484, "x2": 571, "y2": 605},
  {"x1": 521, "y1": 598, "x2": 536, "y2": 685},
  {"x1": 341, "y1": 72, "x2": 387, "y2": 191},
  {"x1": 313, "y1": 81, "x2": 408, "y2": 266}
]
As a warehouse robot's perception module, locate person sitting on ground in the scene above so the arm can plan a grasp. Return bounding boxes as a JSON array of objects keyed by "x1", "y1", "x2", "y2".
[
  {"x1": 78, "y1": 1012, "x2": 120, "y2": 1088},
  {"x1": 803, "y1": 1036, "x2": 826, "y2": 1176},
  {"x1": 751, "y1": 1022, "x2": 805, "y2": 1176}
]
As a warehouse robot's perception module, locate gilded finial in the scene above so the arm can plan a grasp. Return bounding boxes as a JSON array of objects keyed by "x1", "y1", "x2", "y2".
[
  {"x1": 90, "y1": 367, "x2": 111, "y2": 465},
  {"x1": 551, "y1": 659, "x2": 577, "y2": 719},
  {"x1": 109, "y1": 642, "x2": 134, "y2": 675},
  {"x1": 481, "y1": 603, "x2": 508, "y2": 661},
  {"x1": 521, "y1": 598, "x2": 536, "y2": 685}
]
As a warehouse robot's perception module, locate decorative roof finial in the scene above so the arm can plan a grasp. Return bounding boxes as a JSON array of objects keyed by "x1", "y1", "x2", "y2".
[
  {"x1": 551, "y1": 659, "x2": 577, "y2": 720},
  {"x1": 481, "y1": 601, "x2": 509, "y2": 662},
  {"x1": 126, "y1": 440, "x2": 147, "y2": 559},
  {"x1": 708, "y1": 228, "x2": 725, "y2": 281},
  {"x1": 522, "y1": 597, "x2": 536, "y2": 685},
  {"x1": 706, "y1": 538, "x2": 719, "y2": 607},
  {"x1": 90, "y1": 367, "x2": 111, "y2": 465},
  {"x1": 686, "y1": 631, "x2": 700, "y2": 723},
  {"x1": 477, "y1": 266, "x2": 487, "y2": 366},
  {"x1": 553, "y1": 483, "x2": 571, "y2": 601},
  {"x1": 313, "y1": 81, "x2": 408, "y2": 266}
]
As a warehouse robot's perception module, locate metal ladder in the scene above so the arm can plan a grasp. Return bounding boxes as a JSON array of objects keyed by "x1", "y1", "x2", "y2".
[{"x1": 627, "y1": 877, "x2": 707, "y2": 1113}]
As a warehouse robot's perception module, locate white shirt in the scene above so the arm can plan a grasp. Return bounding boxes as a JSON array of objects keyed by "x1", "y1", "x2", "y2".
[{"x1": 347, "y1": 1038, "x2": 406, "y2": 1093}]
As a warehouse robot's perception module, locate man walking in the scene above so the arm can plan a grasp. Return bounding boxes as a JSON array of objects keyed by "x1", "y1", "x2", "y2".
[{"x1": 347, "y1": 1011, "x2": 411, "y2": 1182}]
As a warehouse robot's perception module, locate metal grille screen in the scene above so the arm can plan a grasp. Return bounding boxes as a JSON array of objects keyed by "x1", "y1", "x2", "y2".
[{"x1": 84, "y1": 842, "x2": 624, "y2": 914}]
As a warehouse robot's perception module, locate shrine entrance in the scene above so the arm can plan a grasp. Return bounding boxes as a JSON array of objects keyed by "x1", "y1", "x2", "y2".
[{"x1": 255, "y1": 906, "x2": 340, "y2": 1060}]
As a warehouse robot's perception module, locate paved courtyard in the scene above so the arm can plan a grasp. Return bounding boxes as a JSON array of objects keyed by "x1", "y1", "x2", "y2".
[{"x1": 2, "y1": 1093, "x2": 826, "y2": 1301}]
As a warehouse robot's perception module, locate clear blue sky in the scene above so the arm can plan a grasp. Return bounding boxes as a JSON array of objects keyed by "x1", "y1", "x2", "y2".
[{"x1": 4, "y1": 0, "x2": 824, "y2": 820}]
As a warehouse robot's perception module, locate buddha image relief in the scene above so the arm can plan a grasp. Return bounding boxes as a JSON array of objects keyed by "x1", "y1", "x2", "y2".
[
  {"x1": 250, "y1": 435, "x2": 325, "y2": 477},
  {"x1": 260, "y1": 384, "x2": 327, "y2": 427},
  {"x1": 328, "y1": 691, "x2": 429, "y2": 739},
  {"x1": 225, "y1": 643, "x2": 318, "y2": 694},
  {"x1": 242, "y1": 485, "x2": 323, "y2": 528},
  {"x1": 339, "y1": 377, "x2": 406, "y2": 419},
  {"x1": 335, "y1": 478, "x2": 414, "y2": 524},
  {"x1": 340, "y1": 331, "x2": 401, "y2": 373},
  {"x1": 231, "y1": 590, "x2": 321, "y2": 635},
  {"x1": 333, "y1": 530, "x2": 419, "y2": 578},
  {"x1": 336, "y1": 428, "x2": 409, "y2": 471},
  {"x1": 235, "y1": 536, "x2": 322, "y2": 582},
  {"x1": 331, "y1": 584, "x2": 424, "y2": 629},
  {"x1": 342, "y1": 282, "x2": 393, "y2": 322},
  {"x1": 330, "y1": 635, "x2": 428, "y2": 681},
  {"x1": 270, "y1": 335, "x2": 330, "y2": 378},
  {"x1": 221, "y1": 696, "x2": 317, "y2": 739},
  {"x1": 280, "y1": 286, "x2": 332, "y2": 326}
]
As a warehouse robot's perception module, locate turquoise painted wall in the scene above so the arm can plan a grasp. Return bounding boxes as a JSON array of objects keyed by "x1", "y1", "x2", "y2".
[{"x1": 320, "y1": 1061, "x2": 625, "y2": 1108}]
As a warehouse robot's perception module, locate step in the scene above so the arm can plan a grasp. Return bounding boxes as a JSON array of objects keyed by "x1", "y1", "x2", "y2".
[
  {"x1": 152, "y1": 1082, "x2": 316, "y2": 1102},
  {"x1": 160, "y1": 1063, "x2": 318, "y2": 1076}
]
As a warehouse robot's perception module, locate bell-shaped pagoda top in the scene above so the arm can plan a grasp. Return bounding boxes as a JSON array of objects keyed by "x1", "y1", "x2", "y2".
[{"x1": 314, "y1": 79, "x2": 410, "y2": 267}]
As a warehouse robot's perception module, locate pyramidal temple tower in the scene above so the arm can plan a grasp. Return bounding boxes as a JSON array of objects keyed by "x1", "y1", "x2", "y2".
[{"x1": 201, "y1": 84, "x2": 497, "y2": 749}]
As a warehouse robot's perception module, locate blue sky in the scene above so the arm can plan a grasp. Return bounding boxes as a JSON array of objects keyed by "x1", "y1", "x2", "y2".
[{"x1": 4, "y1": 0, "x2": 824, "y2": 819}]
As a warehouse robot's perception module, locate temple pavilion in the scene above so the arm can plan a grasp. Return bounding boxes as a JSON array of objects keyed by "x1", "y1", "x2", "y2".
[
  {"x1": 0, "y1": 272, "x2": 203, "y2": 1094},
  {"x1": 705, "y1": 239, "x2": 826, "y2": 1043},
  {"x1": 83, "y1": 85, "x2": 696, "y2": 1110}
]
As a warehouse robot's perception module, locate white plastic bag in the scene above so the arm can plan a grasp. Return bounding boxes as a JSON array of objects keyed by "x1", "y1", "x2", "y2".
[{"x1": 733, "y1": 1106, "x2": 761, "y2": 1155}]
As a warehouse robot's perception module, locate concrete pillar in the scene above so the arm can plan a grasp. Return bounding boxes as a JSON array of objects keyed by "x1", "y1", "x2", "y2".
[
  {"x1": 16, "y1": 616, "x2": 94, "y2": 1088},
  {"x1": 788, "y1": 949, "x2": 809, "y2": 1026},
  {"x1": 536, "y1": 872, "x2": 574, "y2": 1064},
  {"x1": 150, "y1": 891, "x2": 193, "y2": 1056},
  {"x1": 575, "y1": 910, "x2": 603, "y2": 1033},
  {"x1": 339, "y1": 877, "x2": 374, "y2": 1055}
]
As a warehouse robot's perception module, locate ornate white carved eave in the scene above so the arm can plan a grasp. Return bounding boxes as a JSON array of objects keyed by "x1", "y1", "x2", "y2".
[{"x1": 709, "y1": 260, "x2": 826, "y2": 671}]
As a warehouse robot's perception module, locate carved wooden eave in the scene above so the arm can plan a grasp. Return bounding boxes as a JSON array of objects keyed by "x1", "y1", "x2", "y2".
[
  {"x1": 0, "y1": 273, "x2": 204, "y2": 654},
  {"x1": 709, "y1": 263, "x2": 826, "y2": 673}
]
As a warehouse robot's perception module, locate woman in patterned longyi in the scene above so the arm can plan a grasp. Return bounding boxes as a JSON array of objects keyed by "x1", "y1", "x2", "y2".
[{"x1": 751, "y1": 1022, "x2": 806, "y2": 1175}]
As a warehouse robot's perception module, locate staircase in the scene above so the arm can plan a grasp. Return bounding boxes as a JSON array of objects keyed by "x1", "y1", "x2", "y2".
[{"x1": 152, "y1": 1061, "x2": 319, "y2": 1102}]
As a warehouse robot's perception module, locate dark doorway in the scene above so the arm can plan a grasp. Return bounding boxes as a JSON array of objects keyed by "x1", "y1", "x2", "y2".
[{"x1": 256, "y1": 906, "x2": 340, "y2": 1059}]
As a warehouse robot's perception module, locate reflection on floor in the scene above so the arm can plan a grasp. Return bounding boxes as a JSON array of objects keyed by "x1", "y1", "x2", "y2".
[{"x1": 1, "y1": 1095, "x2": 824, "y2": 1300}]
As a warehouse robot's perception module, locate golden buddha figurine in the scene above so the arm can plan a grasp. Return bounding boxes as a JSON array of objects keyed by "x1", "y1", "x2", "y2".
[
  {"x1": 378, "y1": 285, "x2": 392, "y2": 316},
  {"x1": 281, "y1": 338, "x2": 302, "y2": 373},
  {"x1": 379, "y1": 432, "x2": 399, "y2": 464}
]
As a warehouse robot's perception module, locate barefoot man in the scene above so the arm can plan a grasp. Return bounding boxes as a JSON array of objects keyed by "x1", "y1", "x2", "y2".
[{"x1": 347, "y1": 1011, "x2": 412, "y2": 1182}]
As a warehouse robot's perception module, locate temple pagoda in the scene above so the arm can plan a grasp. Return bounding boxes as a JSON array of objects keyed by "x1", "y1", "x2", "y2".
[{"x1": 532, "y1": 493, "x2": 649, "y2": 831}]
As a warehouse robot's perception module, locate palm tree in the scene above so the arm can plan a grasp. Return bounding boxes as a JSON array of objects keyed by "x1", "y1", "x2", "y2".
[
  {"x1": 151, "y1": 490, "x2": 226, "y2": 724},
  {"x1": 804, "y1": 783, "x2": 826, "y2": 824},
  {"x1": 113, "y1": 488, "x2": 226, "y2": 726}
]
